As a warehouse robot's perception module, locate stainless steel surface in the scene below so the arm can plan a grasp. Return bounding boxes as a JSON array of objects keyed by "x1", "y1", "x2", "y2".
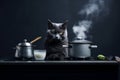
[
  {"x1": 15, "y1": 39, "x2": 34, "y2": 60},
  {"x1": 69, "y1": 40, "x2": 97, "y2": 58},
  {"x1": 18, "y1": 39, "x2": 31, "y2": 46}
]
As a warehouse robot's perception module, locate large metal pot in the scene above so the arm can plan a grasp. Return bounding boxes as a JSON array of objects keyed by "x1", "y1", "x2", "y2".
[
  {"x1": 15, "y1": 39, "x2": 34, "y2": 60},
  {"x1": 69, "y1": 40, "x2": 97, "y2": 58}
]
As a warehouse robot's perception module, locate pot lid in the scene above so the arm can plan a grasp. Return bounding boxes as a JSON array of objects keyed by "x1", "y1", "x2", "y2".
[
  {"x1": 69, "y1": 39, "x2": 92, "y2": 44},
  {"x1": 18, "y1": 39, "x2": 31, "y2": 46}
]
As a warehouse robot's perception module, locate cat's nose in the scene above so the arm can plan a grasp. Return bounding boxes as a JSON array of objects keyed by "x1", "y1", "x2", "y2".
[
  {"x1": 55, "y1": 37, "x2": 58, "y2": 39},
  {"x1": 55, "y1": 36, "x2": 59, "y2": 39},
  {"x1": 55, "y1": 34, "x2": 60, "y2": 39}
]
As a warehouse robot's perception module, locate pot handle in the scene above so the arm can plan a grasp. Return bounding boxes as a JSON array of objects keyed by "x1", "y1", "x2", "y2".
[
  {"x1": 63, "y1": 45, "x2": 72, "y2": 48},
  {"x1": 89, "y1": 45, "x2": 98, "y2": 48}
]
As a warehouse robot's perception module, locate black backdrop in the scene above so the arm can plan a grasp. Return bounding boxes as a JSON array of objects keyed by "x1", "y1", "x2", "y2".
[{"x1": 0, "y1": 0, "x2": 120, "y2": 59}]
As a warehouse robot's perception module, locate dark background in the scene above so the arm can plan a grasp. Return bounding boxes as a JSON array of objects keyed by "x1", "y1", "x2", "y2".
[{"x1": 0, "y1": 0, "x2": 120, "y2": 59}]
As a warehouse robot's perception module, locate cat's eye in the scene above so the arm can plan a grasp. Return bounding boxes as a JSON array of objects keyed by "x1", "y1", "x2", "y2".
[
  {"x1": 51, "y1": 29, "x2": 55, "y2": 33},
  {"x1": 59, "y1": 32, "x2": 63, "y2": 35}
]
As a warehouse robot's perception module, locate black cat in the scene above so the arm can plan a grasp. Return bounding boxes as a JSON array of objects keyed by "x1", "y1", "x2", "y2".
[{"x1": 45, "y1": 20, "x2": 68, "y2": 60}]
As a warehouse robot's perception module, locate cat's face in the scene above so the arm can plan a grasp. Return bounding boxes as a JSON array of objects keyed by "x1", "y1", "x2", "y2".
[{"x1": 47, "y1": 20, "x2": 68, "y2": 41}]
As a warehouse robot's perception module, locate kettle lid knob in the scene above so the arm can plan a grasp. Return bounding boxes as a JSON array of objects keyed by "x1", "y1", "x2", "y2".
[
  {"x1": 18, "y1": 39, "x2": 31, "y2": 46},
  {"x1": 24, "y1": 39, "x2": 27, "y2": 42}
]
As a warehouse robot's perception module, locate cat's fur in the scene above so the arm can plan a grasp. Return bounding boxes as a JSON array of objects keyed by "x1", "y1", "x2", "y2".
[{"x1": 45, "y1": 20, "x2": 68, "y2": 60}]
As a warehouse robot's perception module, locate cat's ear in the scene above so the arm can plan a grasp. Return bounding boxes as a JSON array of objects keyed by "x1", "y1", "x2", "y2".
[
  {"x1": 48, "y1": 19, "x2": 53, "y2": 29},
  {"x1": 61, "y1": 20, "x2": 68, "y2": 29}
]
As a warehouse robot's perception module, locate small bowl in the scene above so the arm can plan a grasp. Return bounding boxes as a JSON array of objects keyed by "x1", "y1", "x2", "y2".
[{"x1": 34, "y1": 50, "x2": 46, "y2": 60}]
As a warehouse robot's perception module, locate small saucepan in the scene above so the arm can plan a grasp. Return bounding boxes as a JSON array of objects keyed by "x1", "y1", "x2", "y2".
[{"x1": 15, "y1": 37, "x2": 41, "y2": 60}]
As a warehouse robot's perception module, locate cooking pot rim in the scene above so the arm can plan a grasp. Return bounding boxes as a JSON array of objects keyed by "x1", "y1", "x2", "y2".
[
  {"x1": 69, "y1": 40, "x2": 93, "y2": 44},
  {"x1": 69, "y1": 42, "x2": 92, "y2": 44}
]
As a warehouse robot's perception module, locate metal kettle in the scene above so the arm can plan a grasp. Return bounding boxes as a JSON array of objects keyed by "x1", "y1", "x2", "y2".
[{"x1": 15, "y1": 39, "x2": 34, "y2": 60}]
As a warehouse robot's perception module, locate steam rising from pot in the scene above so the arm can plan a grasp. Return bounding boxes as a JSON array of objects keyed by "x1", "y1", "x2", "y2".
[
  {"x1": 73, "y1": 20, "x2": 92, "y2": 40},
  {"x1": 73, "y1": 0, "x2": 112, "y2": 40}
]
